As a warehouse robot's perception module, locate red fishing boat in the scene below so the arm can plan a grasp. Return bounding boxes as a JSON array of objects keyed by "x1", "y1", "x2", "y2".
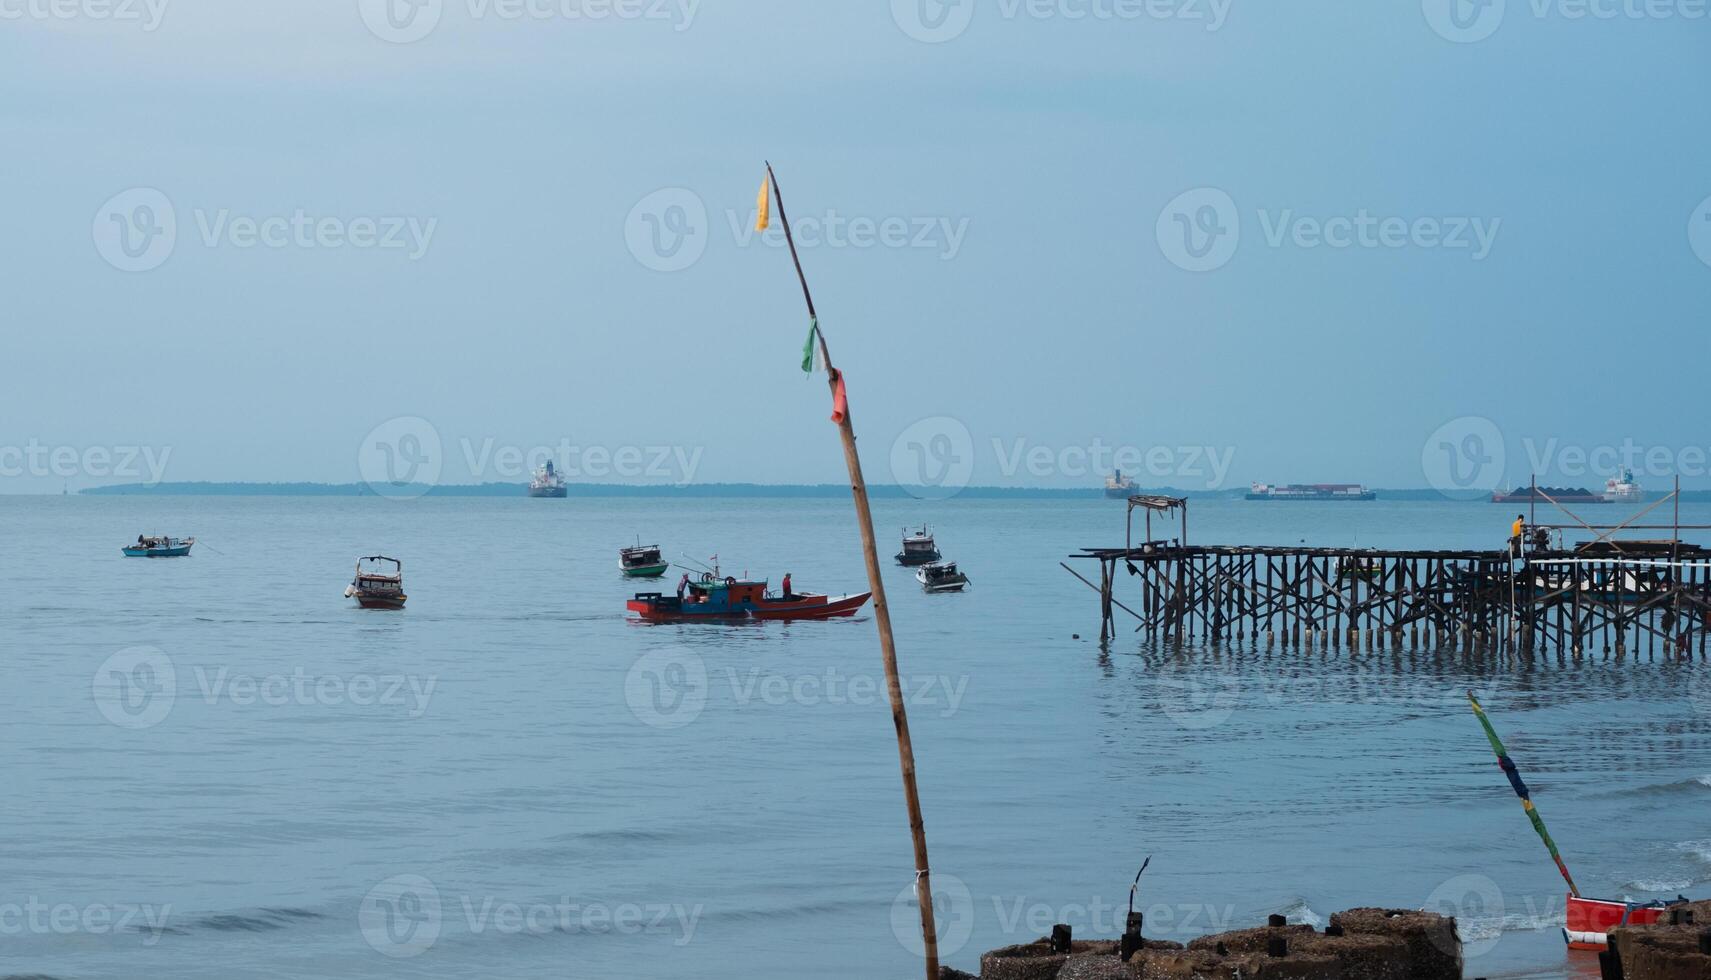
[
  {"x1": 627, "y1": 567, "x2": 869, "y2": 622},
  {"x1": 1468, "y1": 692, "x2": 1697, "y2": 953},
  {"x1": 1563, "y1": 895, "x2": 1681, "y2": 951}
]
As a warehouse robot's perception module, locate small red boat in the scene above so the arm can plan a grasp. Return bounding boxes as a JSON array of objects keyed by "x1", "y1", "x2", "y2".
[
  {"x1": 1563, "y1": 894, "x2": 1683, "y2": 951},
  {"x1": 627, "y1": 571, "x2": 870, "y2": 622}
]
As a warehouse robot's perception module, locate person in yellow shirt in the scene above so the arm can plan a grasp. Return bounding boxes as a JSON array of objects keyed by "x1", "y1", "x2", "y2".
[{"x1": 1510, "y1": 514, "x2": 1525, "y2": 556}]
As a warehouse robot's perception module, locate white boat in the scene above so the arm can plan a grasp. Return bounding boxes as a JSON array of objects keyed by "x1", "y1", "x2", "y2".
[
  {"x1": 916, "y1": 561, "x2": 969, "y2": 593},
  {"x1": 1604, "y1": 467, "x2": 1642, "y2": 503}
]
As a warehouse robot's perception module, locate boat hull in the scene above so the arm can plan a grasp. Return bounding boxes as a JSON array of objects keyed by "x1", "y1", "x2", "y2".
[
  {"x1": 1562, "y1": 894, "x2": 1679, "y2": 951},
  {"x1": 352, "y1": 593, "x2": 407, "y2": 610},
  {"x1": 627, "y1": 591, "x2": 871, "y2": 622},
  {"x1": 621, "y1": 563, "x2": 670, "y2": 578},
  {"x1": 122, "y1": 545, "x2": 193, "y2": 557},
  {"x1": 528, "y1": 486, "x2": 568, "y2": 498},
  {"x1": 895, "y1": 551, "x2": 941, "y2": 566}
]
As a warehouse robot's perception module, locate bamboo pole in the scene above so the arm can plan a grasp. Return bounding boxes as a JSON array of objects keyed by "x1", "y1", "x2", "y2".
[{"x1": 765, "y1": 163, "x2": 939, "y2": 980}]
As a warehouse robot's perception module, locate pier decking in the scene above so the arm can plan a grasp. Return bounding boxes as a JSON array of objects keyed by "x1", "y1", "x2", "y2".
[{"x1": 1068, "y1": 495, "x2": 1711, "y2": 657}]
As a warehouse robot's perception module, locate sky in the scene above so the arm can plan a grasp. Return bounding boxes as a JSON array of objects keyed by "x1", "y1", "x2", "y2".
[{"x1": 2, "y1": 0, "x2": 1708, "y2": 494}]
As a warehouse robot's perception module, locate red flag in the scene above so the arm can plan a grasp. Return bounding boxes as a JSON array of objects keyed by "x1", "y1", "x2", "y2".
[{"x1": 828, "y1": 369, "x2": 848, "y2": 424}]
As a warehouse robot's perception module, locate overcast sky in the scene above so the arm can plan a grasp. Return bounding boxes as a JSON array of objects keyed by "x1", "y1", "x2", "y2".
[{"x1": 3, "y1": 0, "x2": 1708, "y2": 493}]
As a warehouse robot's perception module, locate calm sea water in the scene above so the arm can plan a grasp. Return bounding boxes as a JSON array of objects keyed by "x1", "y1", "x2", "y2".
[{"x1": 4, "y1": 495, "x2": 1709, "y2": 980}]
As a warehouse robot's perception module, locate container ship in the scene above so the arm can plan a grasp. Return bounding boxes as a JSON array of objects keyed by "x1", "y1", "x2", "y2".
[
  {"x1": 1246, "y1": 483, "x2": 1376, "y2": 501},
  {"x1": 1103, "y1": 470, "x2": 1136, "y2": 499},
  {"x1": 527, "y1": 461, "x2": 568, "y2": 498},
  {"x1": 1604, "y1": 467, "x2": 1643, "y2": 503}
]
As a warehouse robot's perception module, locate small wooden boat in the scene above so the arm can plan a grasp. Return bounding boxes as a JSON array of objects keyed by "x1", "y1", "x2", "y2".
[
  {"x1": 345, "y1": 556, "x2": 407, "y2": 609},
  {"x1": 1467, "y1": 692, "x2": 1700, "y2": 953},
  {"x1": 916, "y1": 561, "x2": 969, "y2": 593},
  {"x1": 122, "y1": 535, "x2": 194, "y2": 558},
  {"x1": 895, "y1": 525, "x2": 941, "y2": 566},
  {"x1": 620, "y1": 543, "x2": 670, "y2": 578},
  {"x1": 1563, "y1": 894, "x2": 1686, "y2": 951},
  {"x1": 628, "y1": 569, "x2": 869, "y2": 622}
]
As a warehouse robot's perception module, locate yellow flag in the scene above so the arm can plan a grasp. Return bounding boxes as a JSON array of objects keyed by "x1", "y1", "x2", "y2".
[{"x1": 755, "y1": 175, "x2": 771, "y2": 232}]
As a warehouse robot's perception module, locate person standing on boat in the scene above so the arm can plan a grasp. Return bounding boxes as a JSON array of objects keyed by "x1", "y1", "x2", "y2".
[
  {"x1": 781, "y1": 573, "x2": 793, "y2": 600},
  {"x1": 676, "y1": 572, "x2": 689, "y2": 601}
]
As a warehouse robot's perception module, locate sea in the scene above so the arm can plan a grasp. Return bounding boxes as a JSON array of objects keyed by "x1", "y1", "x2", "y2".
[{"x1": 4, "y1": 494, "x2": 1709, "y2": 980}]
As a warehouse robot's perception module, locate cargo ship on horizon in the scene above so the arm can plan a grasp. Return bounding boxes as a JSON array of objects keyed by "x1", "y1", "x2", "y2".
[
  {"x1": 1246, "y1": 482, "x2": 1376, "y2": 501},
  {"x1": 1491, "y1": 484, "x2": 1609, "y2": 504}
]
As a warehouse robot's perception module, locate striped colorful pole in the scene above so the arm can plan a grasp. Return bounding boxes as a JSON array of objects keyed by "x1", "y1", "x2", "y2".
[{"x1": 1467, "y1": 691, "x2": 1580, "y2": 897}]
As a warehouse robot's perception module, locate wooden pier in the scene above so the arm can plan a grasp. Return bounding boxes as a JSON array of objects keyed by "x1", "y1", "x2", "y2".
[{"x1": 1067, "y1": 494, "x2": 1711, "y2": 657}]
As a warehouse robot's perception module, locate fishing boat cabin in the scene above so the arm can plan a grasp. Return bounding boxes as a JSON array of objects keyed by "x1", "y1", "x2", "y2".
[
  {"x1": 346, "y1": 556, "x2": 407, "y2": 609},
  {"x1": 895, "y1": 525, "x2": 941, "y2": 566}
]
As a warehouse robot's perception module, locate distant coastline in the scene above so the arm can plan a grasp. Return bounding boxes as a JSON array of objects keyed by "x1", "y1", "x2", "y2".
[{"x1": 71, "y1": 481, "x2": 1711, "y2": 501}]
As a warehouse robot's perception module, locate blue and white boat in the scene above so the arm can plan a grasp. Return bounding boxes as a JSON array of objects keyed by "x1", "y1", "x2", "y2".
[{"x1": 122, "y1": 535, "x2": 194, "y2": 558}]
